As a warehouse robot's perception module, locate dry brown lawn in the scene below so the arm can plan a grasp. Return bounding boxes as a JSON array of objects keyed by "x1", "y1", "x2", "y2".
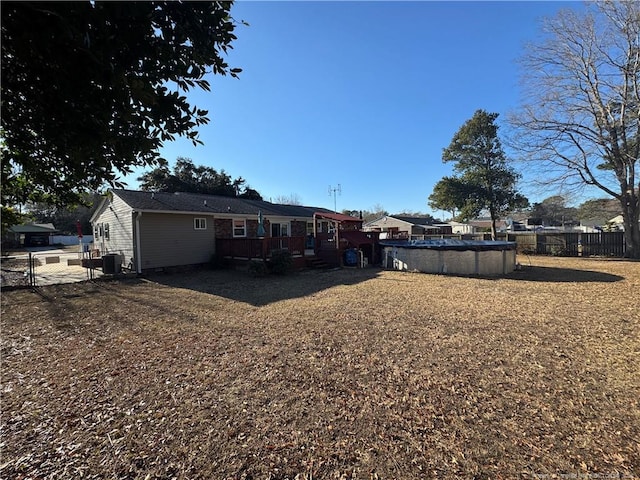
[{"x1": 1, "y1": 256, "x2": 639, "y2": 479}]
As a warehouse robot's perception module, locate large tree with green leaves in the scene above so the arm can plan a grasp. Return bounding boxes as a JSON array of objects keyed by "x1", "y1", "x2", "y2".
[
  {"x1": 138, "y1": 157, "x2": 262, "y2": 199},
  {"x1": 1, "y1": 1, "x2": 242, "y2": 216},
  {"x1": 429, "y1": 110, "x2": 529, "y2": 239},
  {"x1": 511, "y1": 1, "x2": 639, "y2": 258},
  {"x1": 528, "y1": 195, "x2": 579, "y2": 227},
  {"x1": 27, "y1": 192, "x2": 103, "y2": 235}
]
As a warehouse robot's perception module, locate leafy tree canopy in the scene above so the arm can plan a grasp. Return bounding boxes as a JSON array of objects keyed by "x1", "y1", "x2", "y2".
[
  {"x1": 576, "y1": 197, "x2": 621, "y2": 222},
  {"x1": 1, "y1": 1, "x2": 242, "y2": 212},
  {"x1": 26, "y1": 192, "x2": 102, "y2": 235},
  {"x1": 137, "y1": 157, "x2": 262, "y2": 200},
  {"x1": 428, "y1": 110, "x2": 528, "y2": 239},
  {"x1": 528, "y1": 195, "x2": 579, "y2": 226}
]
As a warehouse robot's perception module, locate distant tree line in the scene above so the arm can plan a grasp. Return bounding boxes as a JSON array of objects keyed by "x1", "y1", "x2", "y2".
[{"x1": 137, "y1": 157, "x2": 262, "y2": 200}]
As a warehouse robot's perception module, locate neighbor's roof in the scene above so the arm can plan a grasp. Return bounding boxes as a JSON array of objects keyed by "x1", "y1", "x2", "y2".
[
  {"x1": 468, "y1": 219, "x2": 508, "y2": 228},
  {"x1": 8, "y1": 223, "x2": 57, "y2": 234},
  {"x1": 391, "y1": 215, "x2": 436, "y2": 226},
  {"x1": 363, "y1": 215, "x2": 436, "y2": 227},
  {"x1": 110, "y1": 189, "x2": 334, "y2": 218}
]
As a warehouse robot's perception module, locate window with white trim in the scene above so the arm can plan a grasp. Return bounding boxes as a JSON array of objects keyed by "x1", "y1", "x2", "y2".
[
  {"x1": 233, "y1": 219, "x2": 246, "y2": 237},
  {"x1": 194, "y1": 218, "x2": 207, "y2": 230}
]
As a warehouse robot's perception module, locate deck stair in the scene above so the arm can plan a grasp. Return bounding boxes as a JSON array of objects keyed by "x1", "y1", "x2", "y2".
[{"x1": 306, "y1": 256, "x2": 330, "y2": 270}]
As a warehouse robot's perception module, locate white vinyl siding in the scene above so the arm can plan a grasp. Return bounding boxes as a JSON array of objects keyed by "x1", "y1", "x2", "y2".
[{"x1": 91, "y1": 194, "x2": 135, "y2": 266}]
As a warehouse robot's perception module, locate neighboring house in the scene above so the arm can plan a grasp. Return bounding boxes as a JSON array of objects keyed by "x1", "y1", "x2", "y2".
[
  {"x1": 7, "y1": 223, "x2": 57, "y2": 247},
  {"x1": 605, "y1": 214, "x2": 625, "y2": 231},
  {"x1": 447, "y1": 221, "x2": 477, "y2": 235},
  {"x1": 363, "y1": 215, "x2": 443, "y2": 239},
  {"x1": 468, "y1": 218, "x2": 508, "y2": 233},
  {"x1": 90, "y1": 189, "x2": 337, "y2": 273},
  {"x1": 577, "y1": 217, "x2": 608, "y2": 233}
]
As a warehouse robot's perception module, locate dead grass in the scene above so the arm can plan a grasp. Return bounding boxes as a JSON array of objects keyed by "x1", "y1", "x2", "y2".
[{"x1": 1, "y1": 256, "x2": 639, "y2": 479}]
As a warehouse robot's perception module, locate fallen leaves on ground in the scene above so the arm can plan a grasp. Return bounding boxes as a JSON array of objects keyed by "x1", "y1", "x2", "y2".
[{"x1": 1, "y1": 256, "x2": 639, "y2": 479}]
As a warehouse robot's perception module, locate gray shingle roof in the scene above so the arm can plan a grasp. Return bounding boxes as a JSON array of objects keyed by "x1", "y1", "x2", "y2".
[
  {"x1": 113, "y1": 189, "x2": 333, "y2": 218},
  {"x1": 391, "y1": 216, "x2": 435, "y2": 226},
  {"x1": 8, "y1": 223, "x2": 57, "y2": 233}
]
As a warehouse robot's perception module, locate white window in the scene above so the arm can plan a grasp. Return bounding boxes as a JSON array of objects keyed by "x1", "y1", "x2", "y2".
[
  {"x1": 104, "y1": 223, "x2": 110, "y2": 240},
  {"x1": 194, "y1": 218, "x2": 207, "y2": 230},
  {"x1": 233, "y1": 219, "x2": 246, "y2": 237}
]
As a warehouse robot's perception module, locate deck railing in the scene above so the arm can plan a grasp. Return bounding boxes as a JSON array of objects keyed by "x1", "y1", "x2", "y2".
[{"x1": 216, "y1": 236, "x2": 306, "y2": 259}]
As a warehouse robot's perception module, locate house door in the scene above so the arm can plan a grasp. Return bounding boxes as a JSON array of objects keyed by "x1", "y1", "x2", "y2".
[
  {"x1": 271, "y1": 223, "x2": 289, "y2": 237},
  {"x1": 271, "y1": 223, "x2": 289, "y2": 249}
]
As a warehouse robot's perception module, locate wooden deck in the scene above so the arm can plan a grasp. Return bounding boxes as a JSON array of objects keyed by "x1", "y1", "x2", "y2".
[{"x1": 216, "y1": 236, "x2": 306, "y2": 259}]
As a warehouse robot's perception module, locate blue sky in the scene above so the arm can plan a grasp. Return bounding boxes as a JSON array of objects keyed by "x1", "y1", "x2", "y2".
[{"x1": 124, "y1": 1, "x2": 586, "y2": 216}]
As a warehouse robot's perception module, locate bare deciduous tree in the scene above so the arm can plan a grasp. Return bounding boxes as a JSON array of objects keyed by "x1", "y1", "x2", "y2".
[
  {"x1": 272, "y1": 193, "x2": 302, "y2": 205},
  {"x1": 510, "y1": 1, "x2": 639, "y2": 258}
]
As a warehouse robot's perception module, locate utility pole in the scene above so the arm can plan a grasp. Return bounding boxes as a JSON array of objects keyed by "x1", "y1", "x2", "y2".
[{"x1": 328, "y1": 184, "x2": 341, "y2": 213}]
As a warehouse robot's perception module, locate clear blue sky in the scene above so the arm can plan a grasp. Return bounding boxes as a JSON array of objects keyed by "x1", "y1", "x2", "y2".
[{"x1": 124, "y1": 1, "x2": 586, "y2": 216}]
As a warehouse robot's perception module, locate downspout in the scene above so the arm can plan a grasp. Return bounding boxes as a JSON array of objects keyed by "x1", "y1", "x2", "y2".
[
  {"x1": 135, "y1": 211, "x2": 143, "y2": 274},
  {"x1": 313, "y1": 213, "x2": 318, "y2": 254}
]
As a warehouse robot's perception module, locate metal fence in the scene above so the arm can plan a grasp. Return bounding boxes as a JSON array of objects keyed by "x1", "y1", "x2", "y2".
[
  {"x1": 30, "y1": 251, "x2": 103, "y2": 286},
  {"x1": 1, "y1": 250, "x2": 105, "y2": 288}
]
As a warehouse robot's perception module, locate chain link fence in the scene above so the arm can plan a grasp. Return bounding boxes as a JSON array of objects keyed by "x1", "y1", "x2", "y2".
[{"x1": 1, "y1": 250, "x2": 106, "y2": 288}]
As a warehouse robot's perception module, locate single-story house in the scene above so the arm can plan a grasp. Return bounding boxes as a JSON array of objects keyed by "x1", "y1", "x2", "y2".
[
  {"x1": 363, "y1": 215, "x2": 444, "y2": 239},
  {"x1": 468, "y1": 218, "x2": 508, "y2": 232},
  {"x1": 447, "y1": 221, "x2": 477, "y2": 235},
  {"x1": 578, "y1": 214, "x2": 633, "y2": 232},
  {"x1": 90, "y1": 189, "x2": 343, "y2": 273},
  {"x1": 7, "y1": 223, "x2": 58, "y2": 247}
]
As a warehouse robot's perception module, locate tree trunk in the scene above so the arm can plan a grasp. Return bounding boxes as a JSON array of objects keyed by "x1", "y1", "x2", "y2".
[
  {"x1": 620, "y1": 194, "x2": 640, "y2": 259},
  {"x1": 489, "y1": 209, "x2": 498, "y2": 241}
]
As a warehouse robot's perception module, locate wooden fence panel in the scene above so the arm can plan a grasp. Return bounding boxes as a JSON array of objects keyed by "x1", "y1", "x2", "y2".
[
  {"x1": 506, "y1": 232, "x2": 625, "y2": 257},
  {"x1": 580, "y1": 232, "x2": 625, "y2": 257}
]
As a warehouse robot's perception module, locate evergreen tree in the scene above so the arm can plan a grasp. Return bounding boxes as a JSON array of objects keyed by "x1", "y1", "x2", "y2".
[{"x1": 429, "y1": 110, "x2": 528, "y2": 239}]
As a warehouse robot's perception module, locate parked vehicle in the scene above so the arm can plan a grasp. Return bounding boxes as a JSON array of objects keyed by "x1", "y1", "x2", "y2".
[{"x1": 29, "y1": 235, "x2": 47, "y2": 246}]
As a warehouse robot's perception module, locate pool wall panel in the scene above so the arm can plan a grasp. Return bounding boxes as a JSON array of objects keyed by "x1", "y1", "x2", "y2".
[{"x1": 382, "y1": 242, "x2": 516, "y2": 276}]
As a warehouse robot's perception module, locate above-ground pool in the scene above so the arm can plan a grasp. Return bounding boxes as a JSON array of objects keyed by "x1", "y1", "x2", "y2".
[{"x1": 380, "y1": 239, "x2": 517, "y2": 276}]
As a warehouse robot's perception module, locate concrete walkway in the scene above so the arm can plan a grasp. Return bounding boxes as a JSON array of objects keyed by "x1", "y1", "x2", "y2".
[{"x1": 8, "y1": 250, "x2": 105, "y2": 286}]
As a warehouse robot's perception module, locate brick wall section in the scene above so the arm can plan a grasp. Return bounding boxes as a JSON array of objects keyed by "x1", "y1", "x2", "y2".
[
  {"x1": 216, "y1": 218, "x2": 271, "y2": 238},
  {"x1": 291, "y1": 220, "x2": 306, "y2": 237},
  {"x1": 246, "y1": 219, "x2": 260, "y2": 237},
  {"x1": 217, "y1": 218, "x2": 308, "y2": 238},
  {"x1": 215, "y1": 219, "x2": 232, "y2": 238}
]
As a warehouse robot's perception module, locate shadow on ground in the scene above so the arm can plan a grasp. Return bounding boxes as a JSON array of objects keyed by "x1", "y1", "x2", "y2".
[
  {"x1": 510, "y1": 265, "x2": 624, "y2": 283},
  {"x1": 146, "y1": 267, "x2": 383, "y2": 307}
]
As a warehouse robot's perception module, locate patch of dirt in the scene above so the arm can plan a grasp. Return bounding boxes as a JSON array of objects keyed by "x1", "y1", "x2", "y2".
[{"x1": 1, "y1": 256, "x2": 639, "y2": 479}]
